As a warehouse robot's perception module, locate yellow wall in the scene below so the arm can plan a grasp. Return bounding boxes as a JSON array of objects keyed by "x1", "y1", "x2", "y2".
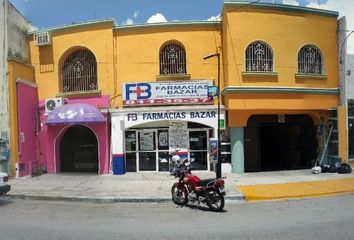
[
  {"x1": 28, "y1": 23, "x2": 222, "y2": 108},
  {"x1": 28, "y1": 23, "x2": 115, "y2": 100},
  {"x1": 228, "y1": 109, "x2": 322, "y2": 128},
  {"x1": 26, "y1": 7, "x2": 345, "y2": 165},
  {"x1": 7, "y1": 59, "x2": 35, "y2": 176},
  {"x1": 113, "y1": 25, "x2": 221, "y2": 107},
  {"x1": 226, "y1": 93, "x2": 338, "y2": 111},
  {"x1": 221, "y1": 5, "x2": 343, "y2": 163},
  {"x1": 222, "y1": 7, "x2": 339, "y2": 90},
  {"x1": 222, "y1": 5, "x2": 340, "y2": 130}
]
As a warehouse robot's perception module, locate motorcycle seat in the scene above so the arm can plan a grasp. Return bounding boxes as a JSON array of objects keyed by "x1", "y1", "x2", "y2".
[{"x1": 196, "y1": 178, "x2": 215, "y2": 187}]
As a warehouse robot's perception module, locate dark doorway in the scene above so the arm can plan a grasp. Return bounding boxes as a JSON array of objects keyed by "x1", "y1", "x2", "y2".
[
  {"x1": 60, "y1": 125, "x2": 98, "y2": 173},
  {"x1": 245, "y1": 115, "x2": 316, "y2": 172}
]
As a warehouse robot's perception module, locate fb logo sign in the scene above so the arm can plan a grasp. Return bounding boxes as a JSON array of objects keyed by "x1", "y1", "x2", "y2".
[
  {"x1": 125, "y1": 83, "x2": 152, "y2": 100},
  {"x1": 127, "y1": 113, "x2": 137, "y2": 121}
]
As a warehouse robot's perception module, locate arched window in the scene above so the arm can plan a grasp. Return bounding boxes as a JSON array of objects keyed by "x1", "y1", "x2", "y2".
[
  {"x1": 61, "y1": 49, "x2": 97, "y2": 93},
  {"x1": 245, "y1": 41, "x2": 273, "y2": 72},
  {"x1": 159, "y1": 42, "x2": 186, "y2": 75},
  {"x1": 298, "y1": 45, "x2": 322, "y2": 74}
]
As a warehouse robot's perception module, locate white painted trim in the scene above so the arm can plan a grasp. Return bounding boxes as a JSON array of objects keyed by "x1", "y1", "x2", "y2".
[
  {"x1": 16, "y1": 78, "x2": 38, "y2": 88},
  {"x1": 110, "y1": 104, "x2": 226, "y2": 114}
]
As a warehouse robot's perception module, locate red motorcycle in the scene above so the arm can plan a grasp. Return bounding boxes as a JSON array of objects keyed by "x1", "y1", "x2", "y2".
[{"x1": 170, "y1": 153, "x2": 226, "y2": 212}]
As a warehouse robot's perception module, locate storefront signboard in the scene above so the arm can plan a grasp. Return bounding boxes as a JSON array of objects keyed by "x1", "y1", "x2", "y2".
[
  {"x1": 123, "y1": 80, "x2": 213, "y2": 106},
  {"x1": 125, "y1": 109, "x2": 225, "y2": 130},
  {"x1": 169, "y1": 121, "x2": 189, "y2": 150}
]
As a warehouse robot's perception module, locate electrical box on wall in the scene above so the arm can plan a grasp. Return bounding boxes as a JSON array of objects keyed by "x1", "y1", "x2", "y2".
[{"x1": 0, "y1": 139, "x2": 9, "y2": 161}]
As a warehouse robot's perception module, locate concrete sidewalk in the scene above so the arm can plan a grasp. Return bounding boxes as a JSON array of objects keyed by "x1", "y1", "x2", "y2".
[
  {"x1": 6, "y1": 172, "x2": 244, "y2": 203},
  {"x1": 232, "y1": 170, "x2": 354, "y2": 201},
  {"x1": 6, "y1": 169, "x2": 354, "y2": 203}
]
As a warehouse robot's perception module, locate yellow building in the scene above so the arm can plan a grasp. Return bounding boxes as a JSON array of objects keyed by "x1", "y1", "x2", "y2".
[
  {"x1": 222, "y1": 1, "x2": 343, "y2": 172},
  {"x1": 110, "y1": 22, "x2": 224, "y2": 173},
  {"x1": 25, "y1": 1, "x2": 343, "y2": 175}
]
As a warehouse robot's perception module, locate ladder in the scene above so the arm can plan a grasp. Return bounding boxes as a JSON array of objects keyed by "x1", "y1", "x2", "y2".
[{"x1": 314, "y1": 123, "x2": 334, "y2": 167}]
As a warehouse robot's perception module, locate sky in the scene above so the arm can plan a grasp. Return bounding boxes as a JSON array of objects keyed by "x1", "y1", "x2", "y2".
[{"x1": 9, "y1": 0, "x2": 354, "y2": 53}]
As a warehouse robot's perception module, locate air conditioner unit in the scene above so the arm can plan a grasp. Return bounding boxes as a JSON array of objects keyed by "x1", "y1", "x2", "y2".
[
  {"x1": 34, "y1": 32, "x2": 51, "y2": 46},
  {"x1": 45, "y1": 98, "x2": 63, "y2": 113}
]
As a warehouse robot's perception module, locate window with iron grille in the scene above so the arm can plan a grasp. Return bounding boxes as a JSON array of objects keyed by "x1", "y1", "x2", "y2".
[
  {"x1": 61, "y1": 49, "x2": 98, "y2": 93},
  {"x1": 245, "y1": 41, "x2": 273, "y2": 72},
  {"x1": 298, "y1": 45, "x2": 322, "y2": 74},
  {"x1": 159, "y1": 42, "x2": 186, "y2": 75}
]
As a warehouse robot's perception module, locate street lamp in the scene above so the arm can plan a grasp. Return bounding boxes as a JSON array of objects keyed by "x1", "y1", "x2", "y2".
[
  {"x1": 203, "y1": 52, "x2": 221, "y2": 178},
  {"x1": 339, "y1": 30, "x2": 354, "y2": 64}
]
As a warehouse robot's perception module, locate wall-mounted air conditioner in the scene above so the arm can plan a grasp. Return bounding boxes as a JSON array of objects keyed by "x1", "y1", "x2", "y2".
[
  {"x1": 45, "y1": 98, "x2": 63, "y2": 113},
  {"x1": 34, "y1": 32, "x2": 51, "y2": 46}
]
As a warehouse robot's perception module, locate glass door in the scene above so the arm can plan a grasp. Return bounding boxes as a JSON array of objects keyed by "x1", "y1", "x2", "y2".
[
  {"x1": 189, "y1": 130, "x2": 208, "y2": 170},
  {"x1": 348, "y1": 101, "x2": 354, "y2": 160},
  {"x1": 125, "y1": 131, "x2": 137, "y2": 172},
  {"x1": 138, "y1": 131, "x2": 157, "y2": 171},
  {"x1": 157, "y1": 129, "x2": 169, "y2": 172},
  {"x1": 349, "y1": 118, "x2": 354, "y2": 159}
]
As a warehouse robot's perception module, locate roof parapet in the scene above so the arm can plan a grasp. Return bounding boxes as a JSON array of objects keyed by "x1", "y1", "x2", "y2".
[
  {"x1": 114, "y1": 20, "x2": 221, "y2": 31},
  {"x1": 28, "y1": 18, "x2": 117, "y2": 35},
  {"x1": 223, "y1": 1, "x2": 339, "y2": 18}
]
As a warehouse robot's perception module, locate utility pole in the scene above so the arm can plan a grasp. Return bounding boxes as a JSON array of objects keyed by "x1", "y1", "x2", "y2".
[
  {"x1": 203, "y1": 52, "x2": 222, "y2": 178},
  {"x1": 0, "y1": 0, "x2": 9, "y2": 173}
]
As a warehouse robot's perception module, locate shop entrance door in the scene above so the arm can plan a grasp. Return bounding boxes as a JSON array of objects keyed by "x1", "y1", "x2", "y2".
[
  {"x1": 349, "y1": 118, "x2": 354, "y2": 159},
  {"x1": 245, "y1": 114, "x2": 316, "y2": 172},
  {"x1": 125, "y1": 127, "x2": 210, "y2": 172},
  {"x1": 138, "y1": 131, "x2": 157, "y2": 171},
  {"x1": 60, "y1": 125, "x2": 98, "y2": 173},
  {"x1": 349, "y1": 101, "x2": 354, "y2": 160},
  {"x1": 125, "y1": 129, "x2": 170, "y2": 172},
  {"x1": 189, "y1": 130, "x2": 209, "y2": 170}
]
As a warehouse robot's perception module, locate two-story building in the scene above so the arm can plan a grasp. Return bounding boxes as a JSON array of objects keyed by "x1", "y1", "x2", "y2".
[
  {"x1": 19, "y1": 1, "x2": 345, "y2": 176},
  {"x1": 222, "y1": 2, "x2": 345, "y2": 173}
]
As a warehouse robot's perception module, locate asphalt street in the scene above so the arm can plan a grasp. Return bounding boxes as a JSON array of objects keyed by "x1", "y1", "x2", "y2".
[{"x1": 1, "y1": 194, "x2": 354, "y2": 240}]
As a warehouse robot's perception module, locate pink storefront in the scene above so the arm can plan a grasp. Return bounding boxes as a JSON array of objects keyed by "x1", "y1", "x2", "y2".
[{"x1": 39, "y1": 96, "x2": 110, "y2": 175}]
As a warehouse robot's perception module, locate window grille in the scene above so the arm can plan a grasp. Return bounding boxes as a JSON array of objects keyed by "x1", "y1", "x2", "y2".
[
  {"x1": 61, "y1": 49, "x2": 98, "y2": 93},
  {"x1": 298, "y1": 45, "x2": 322, "y2": 74},
  {"x1": 159, "y1": 42, "x2": 186, "y2": 75},
  {"x1": 245, "y1": 41, "x2": 273, "y2": 72}
]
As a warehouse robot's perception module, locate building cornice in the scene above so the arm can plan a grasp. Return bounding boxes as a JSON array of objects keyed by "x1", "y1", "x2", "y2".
[
  {"x1": 114, "y1": 21, "x2": 221, "y2": 32},
  {"x1": 222, "y1": 86, "x2": 340, "y2": 95},
  {"x1": 223, "y1": 1, "x2": 339, "y2": 18},
  {"x1": 28, "y1": 18, "x2": 116, "y2": 35}
]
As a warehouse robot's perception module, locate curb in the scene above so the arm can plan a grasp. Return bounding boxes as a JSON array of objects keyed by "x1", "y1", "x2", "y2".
[
  {"x1": 237, "y1": 177, "x2": 354, "y2": 201},
  {"x1": 7, "y1": 194, "x2": 245, "y2": 203},
  {"x1": 243, "y1": 190, "x2": 354, "y2": 202}
]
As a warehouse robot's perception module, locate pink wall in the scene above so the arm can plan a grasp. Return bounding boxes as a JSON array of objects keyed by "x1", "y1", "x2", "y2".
[
  {"x1": 39, "y1": 96, "x2": 110, "y2": 174},
  {"x1": 17, "y1": 81, "x2": 39, "y2": 177},
  {"x1": 39, "y1": 95, "x2": 110, "y2": 109}
]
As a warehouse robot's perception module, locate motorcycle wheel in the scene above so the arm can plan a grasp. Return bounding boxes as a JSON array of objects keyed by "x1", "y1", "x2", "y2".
[
  {"x1": 171, "y1": 185, "x2": 188, "y2": 205},
  {"x1": 206, "y1": 189, "x2": 225, "y2": 212}
]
